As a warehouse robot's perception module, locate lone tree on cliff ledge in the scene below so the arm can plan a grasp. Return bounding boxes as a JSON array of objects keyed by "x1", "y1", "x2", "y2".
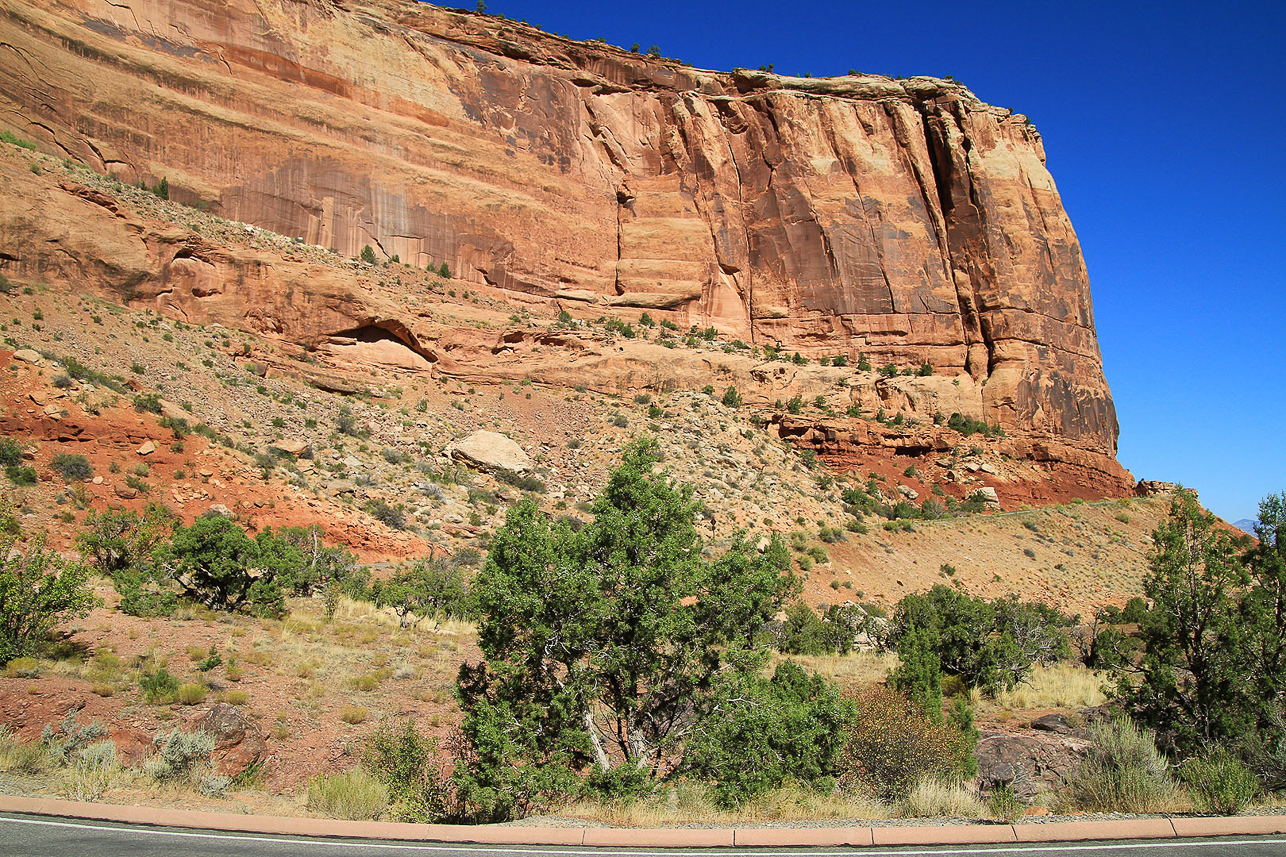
[{"x1": 453, "y1": 437, "x2": 803, "y2": 820}]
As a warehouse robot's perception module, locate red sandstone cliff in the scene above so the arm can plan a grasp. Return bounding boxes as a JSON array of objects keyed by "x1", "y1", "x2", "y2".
[{"x1": 0, "y1": 0, "x2": 1121, "y2": 469}]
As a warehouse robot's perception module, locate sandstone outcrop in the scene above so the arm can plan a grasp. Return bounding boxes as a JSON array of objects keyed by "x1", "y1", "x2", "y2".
[
  {"x1": 449, "y1": 430, "x2": 533, "y2": 474},
  {"x1": 195, "y1": 702, "x2": 266, "y2": 779},
  {"x1": 0, "y1": 0, "x2": 1122, "y2": 473}
]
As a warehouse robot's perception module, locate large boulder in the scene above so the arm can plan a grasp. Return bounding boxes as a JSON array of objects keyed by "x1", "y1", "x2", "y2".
[
  {"x1": 196, "y1": 703, "x2": 266, "y2": 779},
  {"x1": 449, "y1": 430, "x2": 533, "y2": 474},
  {"x1": 975, "y1": 729, "x2": 1091, "y2": 799}
]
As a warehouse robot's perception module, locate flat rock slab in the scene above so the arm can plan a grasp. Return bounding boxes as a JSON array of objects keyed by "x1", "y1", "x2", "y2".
[{"x1": 449, "y1": 430, "x2": 532, "y2": 474}]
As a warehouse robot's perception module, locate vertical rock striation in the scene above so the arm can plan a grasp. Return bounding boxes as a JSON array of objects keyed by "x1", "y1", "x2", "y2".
[{"x1": 0, "y1": 0, "x2": 1119, "y2": 459}]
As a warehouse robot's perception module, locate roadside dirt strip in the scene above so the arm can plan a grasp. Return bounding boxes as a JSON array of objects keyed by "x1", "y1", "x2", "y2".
[{"x1": 3, "y1": 795, "x2": 1286, "y2": 847}]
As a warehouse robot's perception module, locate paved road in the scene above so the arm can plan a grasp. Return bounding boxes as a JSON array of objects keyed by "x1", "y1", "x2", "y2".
[{"x1": 3, "y1": 814, "x2": 1286, "y2": 857}]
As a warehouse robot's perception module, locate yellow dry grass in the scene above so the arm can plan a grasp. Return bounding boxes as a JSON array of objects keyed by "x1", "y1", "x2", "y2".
[
  {"x1": 978, "y1": 663, "x2": 1109, "y2": 713},
  {"x1": 560, "y1": 781, "x2": 891, "y2": 826},
  {"x1": 899, "y1": 778, "x2": 984, "y2": 818},
  {"x1": 768, "y1": 649, "x2": 896, "y2": 689}
]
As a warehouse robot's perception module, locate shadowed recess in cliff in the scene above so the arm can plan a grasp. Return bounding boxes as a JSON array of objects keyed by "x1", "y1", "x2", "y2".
[{"x1": 321, "y1": 323, "x2": 436, "y2": 372}]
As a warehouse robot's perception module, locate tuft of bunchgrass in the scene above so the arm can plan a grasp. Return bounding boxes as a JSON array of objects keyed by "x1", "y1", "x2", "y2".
[
  {"x1": 340, "y1": 705, "x2": 368, "y2": 725},
  {"x1": 176, "y1": 683, "x2": 207, "y2": 705},
  {"x1": 987, "y1": 663, "x2": 1108, "y2": 712},
  {"x1": 899, "y1": 777, "x2": 985, "y2": 818},
  {"x1": 1064, "y1": 717, "x2": 1182, "y2": 813},
  {"x1": 562, "y1": 779, "x2": 891, "y2": 826},
  {"x1": 1181, "y1": 746, "x2": 1259, "y2": 816},
  {"x1": 307, "y1": 768, "x2": 389, "y2": 820},
  {"x1": 0, "y1": 726, "x2": 46, "y2": 775},
  {"x1": 988, "y1": 783, "x2": 1024, "y2": 822}
]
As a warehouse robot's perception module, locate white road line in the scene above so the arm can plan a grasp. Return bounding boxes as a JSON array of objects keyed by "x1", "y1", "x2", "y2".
[{"x1": 2, "y1": 815, "x2": 1285, "y2": 855}]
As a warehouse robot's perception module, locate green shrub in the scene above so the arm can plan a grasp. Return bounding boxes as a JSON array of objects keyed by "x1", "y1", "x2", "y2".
[
  {"x1": 0, "y1": 130, "x2": 36, "y2": 151},
  {"x1": 0, "y1": 534, "x2": 95, "y2": 662},
  {"x1": 78, "y1": 505, "x2": 179, "y2": 617},
  {"x1": 139, "y1": 668, "x2": 180, "y2": 704},
  {"x1": 721, "y1": 386, "x2": 742, "y2": 408},
  {"x1": 376, "y1": 555, "x2": 473, "y2": 629},
  {"x1": 0, "y1": 437, "x2": 22, "y2": 468},
  {"x1": 360, "y1": 245, "x2": 377, "y2": 264},
  {"x1": 776, "y1": 602, "x2": 829, "y2": 655},
  {"x1": 5, "y1": 464, "x2": 36, "y2": 485},
  {"x1": 363, "y1": 720, "x2": 450, "y2": 822},
  {"x1": 133, "y1": 393, "x2": 163, "y2": 414},
  {"x1": 307, "y1": 768, "x2": 389, "y2": 819},
  {"x1": 681, "y1": 661, "x2": 850, "y2": 807},
  {"x1": 50, "y1": 453, "x2": 93, "y2": 483},
  {"x1": 1181, "y1": 746, "x2": 1258, "y2": 815},
  {"x1": 1066, "y1": 718, "x2": 1177, "y2": 813},
  {"x1": 494, "y1": 468, "x2": 546, "y2": 494},
  {"x1": 366, "y1": 499, "x2": 405, "y2": 530}
]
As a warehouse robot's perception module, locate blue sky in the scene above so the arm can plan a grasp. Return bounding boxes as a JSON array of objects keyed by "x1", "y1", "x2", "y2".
[{"x1": 470, "y1": 0, "x2": 1285, "y2": 523}]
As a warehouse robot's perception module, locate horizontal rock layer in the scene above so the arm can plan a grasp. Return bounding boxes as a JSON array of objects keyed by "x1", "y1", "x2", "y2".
[{"x1": 0, "y1": 0, "x2": 1119, "y2": 461}]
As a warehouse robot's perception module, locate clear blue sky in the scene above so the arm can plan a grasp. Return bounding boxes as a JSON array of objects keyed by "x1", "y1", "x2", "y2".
[{"x1": 469, "y1": 0, "x2": 1285, "y2": 524}]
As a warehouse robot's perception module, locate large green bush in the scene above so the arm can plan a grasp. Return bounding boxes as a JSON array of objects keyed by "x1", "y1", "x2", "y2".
[
  {"x1": 681, "y1": 660, "x2": 851, "y2": 806},
  {"x1": 0, "y1": 534, "x2": 96, "y2": 663},
  {"x1": 363, "y1": 720, "x2": 451, "y2": 822},
  {"x1": 158, "y1": 516, "x2": 297, "y2": 617},
  {"x1": 376, "y1": 555, "x2": 473, "y2": 628},
  {"x1": 76, "y1": 505, "x2": 178, "y2": 617},
  {"x1": 453, "y1": 438, "x2": 800, "y2": 821},
  {"x1": 1181, "y1": 745, "x2": 1258, "y2": 815},
  {"x1": 884, "y1": 585, "x2": 1070, "y2": 695}
]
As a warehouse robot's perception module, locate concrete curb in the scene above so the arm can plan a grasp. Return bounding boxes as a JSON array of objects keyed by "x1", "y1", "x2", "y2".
[{"x1": 3, "y1": 795, "x2": 1286, "y2": 847}]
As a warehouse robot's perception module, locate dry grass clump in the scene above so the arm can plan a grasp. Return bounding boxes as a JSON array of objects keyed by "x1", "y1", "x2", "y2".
[
  {"x1": 562, "y1": 780, "x2": 890, "y2": 826},
  {"x1": 985, "y1": 663, "x2": 1107, "y2": 712},
  {"x1": 898, "y1": 777, "x2": 984, "y2": 818},
  {"x1": 0, "y1": 726, "x2": 46, "y2": 775},
  {"x1": 307, "y1": 768, "x2": 389, "y2": 820},
  {"x1": 4, "y1": 657, "x2": 39, "y2": 678},
  {"x1": 340, "y1": 705, "x2": 368, "y2": 725},
  {"x1": 769, "y1": 649, "x2": 896, "y2": 690},
  {"x1": 176, "y1": 683, "x2": 207, "y2": 705},
  {"x1": 349, "y1": 674, "x2": 380, "y2": 692}
]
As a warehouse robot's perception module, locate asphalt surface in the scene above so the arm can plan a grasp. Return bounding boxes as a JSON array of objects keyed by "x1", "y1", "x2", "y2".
[{"x1": 3, "y1": 814, "x2": 1286, "y2": 857}]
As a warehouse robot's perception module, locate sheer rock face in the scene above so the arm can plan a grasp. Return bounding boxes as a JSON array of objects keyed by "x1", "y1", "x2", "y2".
[{"x1": 0, "y1": 0, "x2": 1119, "y2": 460}]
